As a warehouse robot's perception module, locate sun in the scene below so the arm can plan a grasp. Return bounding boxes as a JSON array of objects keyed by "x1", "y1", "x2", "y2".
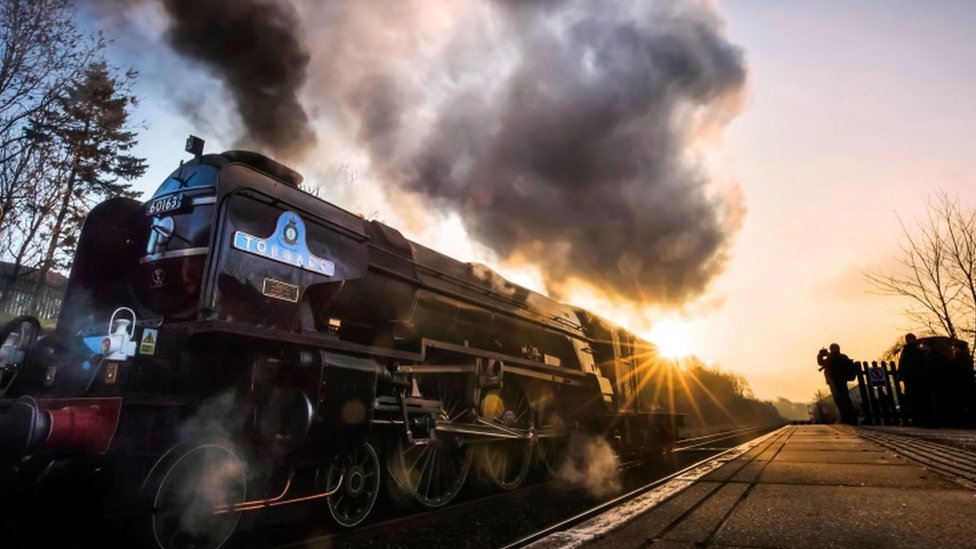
[{"x1": 646, "y1": 319, "x2": 696, "y2": 360}]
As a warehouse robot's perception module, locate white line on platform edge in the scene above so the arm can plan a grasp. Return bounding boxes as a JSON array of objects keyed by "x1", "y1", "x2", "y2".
[{"x1": 525, "y1": 426, "x2": 788, "y2": 549}]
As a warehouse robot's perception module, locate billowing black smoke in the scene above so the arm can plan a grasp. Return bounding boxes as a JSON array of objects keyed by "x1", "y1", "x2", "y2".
[
  {"x1": 87, "y1": 0, "x2": 316, "y2": 159},
  {"x1": 339, "y1": 1, "x2": 748, "y2": 304},
  {"x1": 160, "y1": 0, "x2": 315, "y2": 158}
]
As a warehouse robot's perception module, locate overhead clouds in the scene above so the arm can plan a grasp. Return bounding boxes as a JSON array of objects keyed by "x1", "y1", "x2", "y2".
[{"x1": 91, "y1": 0, "x2": 748, "y2": 305}]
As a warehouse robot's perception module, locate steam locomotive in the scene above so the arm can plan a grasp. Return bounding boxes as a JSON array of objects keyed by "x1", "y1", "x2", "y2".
[{"x1": 0, "y1": 137, "x2": 681, "y2": 548}]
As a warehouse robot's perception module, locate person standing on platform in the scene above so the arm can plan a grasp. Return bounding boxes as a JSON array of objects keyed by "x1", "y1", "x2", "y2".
[
  {"x1": 817, "y1": 343, "x2": 858, "y2": 425},
  {"x1": 898, "y1": 333, "x2": 925, "y2": 425},
  {"x1": 919, "y1": 340, "x2": 954, "y2": 426},
  {"x1": 949, "y1": 341, "x2": 975, "y2": 426}
]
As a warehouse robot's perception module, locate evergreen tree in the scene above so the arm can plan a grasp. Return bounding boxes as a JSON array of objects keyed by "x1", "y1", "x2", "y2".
[{"x1": 29, "y1": 61, "x2": 146, "y2": 311}]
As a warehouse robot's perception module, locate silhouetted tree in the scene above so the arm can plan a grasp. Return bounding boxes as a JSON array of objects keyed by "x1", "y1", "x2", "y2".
[
  {"x1": 880, "y1": 336, "x2": 906, "y2": 361},
  {"x1": 27, "y1": 61, "x2": 145, "y2": 312},
  {"x1": 0, "y1": 0, "x2": 100, "y2": 162},
  {"x1": 2, "y1": 141, "x2": 62, "y2": 270},
  {"x1": 865, "y1": 192, "x2": 976, "y2": 358},
  {"x1": 670, "y1": 357, "x2": 783, "y2": 427}
]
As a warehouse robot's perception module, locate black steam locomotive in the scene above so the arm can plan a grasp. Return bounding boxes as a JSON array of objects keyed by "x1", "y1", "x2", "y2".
[{"x1": 0, "y1": 137, "x2": 681, "y2": 548}]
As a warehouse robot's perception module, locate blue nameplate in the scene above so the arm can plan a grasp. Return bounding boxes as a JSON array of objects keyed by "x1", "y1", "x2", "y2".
[{"x1": 233, "y1": 211, "x2": 335, "y2": 276}]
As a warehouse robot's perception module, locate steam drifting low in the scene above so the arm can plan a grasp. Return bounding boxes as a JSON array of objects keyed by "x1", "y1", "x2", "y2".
[{"x1": 94, "y1": 0, "x2": 748, "y2": 305}]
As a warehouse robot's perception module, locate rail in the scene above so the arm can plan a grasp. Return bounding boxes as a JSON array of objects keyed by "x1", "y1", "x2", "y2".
[{"x1": 674, "y1": 423, "x2": 784, "y2": 452}]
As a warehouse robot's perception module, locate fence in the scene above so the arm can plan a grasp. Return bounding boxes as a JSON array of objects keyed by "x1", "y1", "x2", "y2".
[
  {"x1": 854, "y1": 360, "x2": 905, "y2": 426},
  {"x1": 0, "y1": 264, "x2": 66, "y2": 321},
  {"x1": 854, "y1": 336, "x2": 976, "y2": 427}
]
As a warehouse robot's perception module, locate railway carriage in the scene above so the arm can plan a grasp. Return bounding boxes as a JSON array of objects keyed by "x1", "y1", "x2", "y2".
[{"x1": 0, "y1": 137, "x2": 681, "y2": 548}]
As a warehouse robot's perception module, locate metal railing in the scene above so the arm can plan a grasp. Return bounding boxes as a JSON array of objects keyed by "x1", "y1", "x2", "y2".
[{"x1": 0, "y1": 273, "x2": 65, "y2": 321}]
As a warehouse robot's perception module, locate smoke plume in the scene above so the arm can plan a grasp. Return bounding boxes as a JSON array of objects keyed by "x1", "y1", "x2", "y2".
[
  {"x1": 87, "y1": 0, "x2": 316, "y2": 159},
  {"x1": 160, "y1": 0, "x2": 315, "y2": 158},
  {"x1": 308, "y1": 0, "x2": 748, "y2": 304}
]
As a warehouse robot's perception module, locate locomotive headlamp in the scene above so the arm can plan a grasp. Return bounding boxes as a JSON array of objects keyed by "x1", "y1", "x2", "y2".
[
  {"x1": 147, "y1": 216, "x2": 175, "y2": 254},
  {"x1": 102, "y1": 308, "x2": 137, "y2": 360},
  {"x1": 152, "y1": 217, "x2": 174, "y2": 242}
]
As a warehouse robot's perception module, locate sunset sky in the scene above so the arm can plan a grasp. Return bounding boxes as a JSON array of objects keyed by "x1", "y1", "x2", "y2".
[{"x1": 89, "y1": 1, "x2": 976, "y2": 403}]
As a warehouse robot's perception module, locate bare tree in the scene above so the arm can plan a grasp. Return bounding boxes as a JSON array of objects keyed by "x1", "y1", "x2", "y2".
[
  {"x1": 0, "y1": 0, "x2": 100, "y2": 172},
  {"x1": 942, "y1": 195, "x2": 976, "y2": 347},
  {"x1": 865, "y1": 192, "x2": 976, "y2": 357},
  {"x1": 0, "y1": 135, "x2": 65, "y2": 310},
  {"x1": 0, "y1": 0, "x2": 103, "y2": 310}
]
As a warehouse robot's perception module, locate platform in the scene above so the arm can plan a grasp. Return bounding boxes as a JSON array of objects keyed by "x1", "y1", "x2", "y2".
[{"x1": 528, "y1": 424, "x2": 976, "y2": 548}]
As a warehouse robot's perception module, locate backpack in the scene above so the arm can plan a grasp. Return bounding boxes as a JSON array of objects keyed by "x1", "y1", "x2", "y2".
[{"x1": 843, "y1": 357, "x2": 858, "y2": 381}]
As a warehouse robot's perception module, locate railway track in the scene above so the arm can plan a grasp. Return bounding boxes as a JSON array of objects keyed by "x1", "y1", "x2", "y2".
[
  {"x1": 267, "y1": 423, "x2": 783, "y2": 549},
  {"x1": 673, "y1": 423, "x2": 782, "y2": 452}
]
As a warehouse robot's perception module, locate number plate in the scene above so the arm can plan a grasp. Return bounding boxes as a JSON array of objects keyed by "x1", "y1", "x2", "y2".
[
  {"x1": 262, "y1": 278, "x2": 299, "y2": 302},
  {"x1": 146, "y1": 194, "x2": 185, "y2": 216}
]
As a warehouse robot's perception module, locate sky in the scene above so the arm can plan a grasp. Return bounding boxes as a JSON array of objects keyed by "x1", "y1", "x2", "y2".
[{"x1": 83, "y1": 1, "x2": 976, "y2": 403}]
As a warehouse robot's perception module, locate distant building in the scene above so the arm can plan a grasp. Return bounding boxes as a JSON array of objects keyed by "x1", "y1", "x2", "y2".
[{"x1": 0, "y1": 261, "x2": 67, "y2": 320}]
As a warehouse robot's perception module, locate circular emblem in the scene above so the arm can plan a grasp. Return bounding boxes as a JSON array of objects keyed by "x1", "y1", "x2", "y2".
[
  {"x1": 283, "y1": 220, "x2": 299, "y2": 245},
  {"x1": 151, "y1": 268, "x2": 166, "y2": 287}
]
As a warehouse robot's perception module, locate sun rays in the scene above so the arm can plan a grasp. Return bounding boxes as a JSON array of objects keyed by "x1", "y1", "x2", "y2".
[{"x1": 593, "y1": 338, "x2": 744, "y2": 430}]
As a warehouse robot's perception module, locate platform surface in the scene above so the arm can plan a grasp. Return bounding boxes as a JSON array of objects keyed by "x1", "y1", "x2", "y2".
[{"x1": 530, "y1": 424, "x2": 976, "y2": 548}]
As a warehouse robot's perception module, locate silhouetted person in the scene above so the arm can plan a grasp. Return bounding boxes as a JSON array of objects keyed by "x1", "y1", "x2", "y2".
[
  {"x1": 949, "y1": 342, "x2": 975, "y2": 426},
  {"x1": 919, "y1": 341, "x2": 952, "y2": 426},
  {"x1": 898, "y1": 333, "x2": 926, "y2": 425},
  {"x1": 817, "y1": 343, "x2": 858, "y2": 425}
]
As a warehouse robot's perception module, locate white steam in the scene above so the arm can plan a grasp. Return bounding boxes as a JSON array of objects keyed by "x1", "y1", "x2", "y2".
[{"x1": 557, "y1": 432, "x2": 622, "y2": 498}]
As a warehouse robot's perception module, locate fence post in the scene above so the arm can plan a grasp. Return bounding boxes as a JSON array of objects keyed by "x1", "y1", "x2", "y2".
[
  {"x1": 856, "y1": 361, "x2": 874, "y2": 425},
  {"x1": 884, "y1": 360, "x2": 905, "y2": 426},
  {"x1": 870, "y1": 361, "x2": 892, "y2": 424}
]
